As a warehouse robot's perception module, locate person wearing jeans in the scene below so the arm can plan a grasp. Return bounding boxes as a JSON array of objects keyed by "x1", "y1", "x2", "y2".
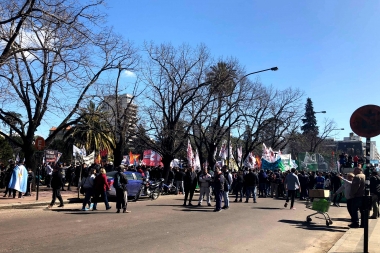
[
  {"x1": 284, "y1": 168, "x2": 300, "y2": 210},
  {"x1": 244, "y1": 168, "x2": 259, "y2": 203},
  {"x1": 92, "y1": 168, "x2": 111, "y2": 211},
  {"x1": 48, "y1": 166, "x2": 64, "y2": 209},
  {"x1": 81, "y1": 169, "x2": 96, "y2": 211},
  {"x1": 212, "y1": 167, "x2": 225, "y2": 212}
]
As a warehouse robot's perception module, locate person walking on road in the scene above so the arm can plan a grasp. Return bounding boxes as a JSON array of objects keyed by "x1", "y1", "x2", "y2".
[
  {"x1": 48, "y1": 166, "x2": 64, "y2": 209},
  {"x1": 80, "y1": 168, "x2": 96, "y2": 211},
  {"x1": 113, "y1": 166, "x2": 130, "y2": 213},
  {"x1": 92, "y1": 168, "x2": 111, "y2": 211},
  {"x1": 183, "y1": 166, "x2": 197, "y2": 206},
  {"x1": 284, "y1": 168, "x2": 301, "y2": 210}
]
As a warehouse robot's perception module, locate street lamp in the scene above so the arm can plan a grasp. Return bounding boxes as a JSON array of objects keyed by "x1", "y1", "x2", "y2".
[
  {"x1": 332, "y1": 128, "x2": 344, "y2": 131},
  {"x1": 315, "y1": 111, "x2": 326, "y2": 114},
  {"x1": 226, "y1": 67, "x2": 278, "y2": 170}
]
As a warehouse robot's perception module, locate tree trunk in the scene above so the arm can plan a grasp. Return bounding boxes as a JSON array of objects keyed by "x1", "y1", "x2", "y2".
[{"x1": 162, "y1": 155, "x2": 173, "y2": 183}]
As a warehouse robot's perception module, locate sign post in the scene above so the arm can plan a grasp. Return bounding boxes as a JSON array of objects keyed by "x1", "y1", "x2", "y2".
[{"x1": 350, "y1": 104, "x2": 380, "y2": 253}]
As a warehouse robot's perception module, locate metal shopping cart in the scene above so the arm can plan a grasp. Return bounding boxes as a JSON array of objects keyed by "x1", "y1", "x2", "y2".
[{"x1": 306, "y1": 190, "x2": 333, "y2": 226}]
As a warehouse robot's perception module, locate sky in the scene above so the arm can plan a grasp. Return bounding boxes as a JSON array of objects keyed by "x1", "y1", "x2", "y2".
[{"x1": 34, "y1": 0, "x2": 380, "y2": 149}]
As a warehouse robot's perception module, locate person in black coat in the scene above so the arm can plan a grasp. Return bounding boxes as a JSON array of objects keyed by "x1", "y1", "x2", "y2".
[
  {"x1": 48, "y1": 166, "x2": 64, "y2": 209},
  {"x1": 331, "y1": 172, "x2": 343, "y2": 206},
  {"x1": 183, "y1": 166, "x2": 197, "y2": 206},
  {"x1": 213, "y1": 167, "x2": 225, "y2": 212}
]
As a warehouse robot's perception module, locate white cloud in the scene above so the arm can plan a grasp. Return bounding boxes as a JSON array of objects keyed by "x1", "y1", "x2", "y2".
[{"x1": 123, "y1": 70, "x2": 136, "y2": 78}]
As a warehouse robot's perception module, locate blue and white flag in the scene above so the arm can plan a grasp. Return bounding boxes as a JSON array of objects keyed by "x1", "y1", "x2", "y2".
[
  {"x1": 73, "y1": 145, "x2": 84, "y2": 157},
  {"x1": 8, "y1": 164, "x2": 28, "y2": 193}
]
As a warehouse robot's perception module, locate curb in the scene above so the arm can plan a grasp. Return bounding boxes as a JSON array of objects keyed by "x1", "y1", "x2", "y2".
[{"x1": 0, "y1": 198, "x2": 82, "y2": 210}]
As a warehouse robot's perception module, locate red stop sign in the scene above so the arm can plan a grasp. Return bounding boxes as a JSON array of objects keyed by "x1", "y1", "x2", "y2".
[{"x1": 34, "y1": 136, "x2": 45, "y2": 150}]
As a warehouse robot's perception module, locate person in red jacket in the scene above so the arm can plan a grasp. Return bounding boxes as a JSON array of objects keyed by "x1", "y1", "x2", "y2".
[{"x1": 92, "y1": 168, "x2": 111, "y2": 211}]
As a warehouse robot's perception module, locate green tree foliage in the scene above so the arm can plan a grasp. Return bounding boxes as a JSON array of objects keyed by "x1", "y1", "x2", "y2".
[
  {"x1": 301, "y1": 98, "x2": 319, "y2": 135},
  {"x1": 0, "y1": 137, "x2": 14, "y2": 164}
]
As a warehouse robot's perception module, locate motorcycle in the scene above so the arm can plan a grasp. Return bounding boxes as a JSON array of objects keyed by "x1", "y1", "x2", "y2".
[
  {"x1": 162, "y1": 182, "x2": 177, "y2": 195},
  {"x1": 135, "y1": 178, "x2": 164, "y2": 201}
]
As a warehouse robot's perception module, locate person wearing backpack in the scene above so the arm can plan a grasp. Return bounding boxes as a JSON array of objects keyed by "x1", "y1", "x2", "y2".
[
  {"x1": 370, "y1": 170, "x2": 380, "y2": 219},
  {"x1": 113, "y1": 166, "x2": 130, "y2": 213}
]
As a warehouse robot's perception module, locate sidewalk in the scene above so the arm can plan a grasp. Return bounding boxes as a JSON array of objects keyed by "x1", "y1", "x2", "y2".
[
  {"x1": 328, "y1": 218, "x2": 380, "y2": 253},
  {"x1": 0, "y1": 186, "x2": 81, "y2": 209}
]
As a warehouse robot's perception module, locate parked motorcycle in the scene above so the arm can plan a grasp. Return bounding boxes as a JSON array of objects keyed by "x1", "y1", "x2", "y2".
[
  {"x1": 135, "y1": 178, "x2": 164, "y2": 201},
  {"x1": 162, "y1": 182, "x2": 177, "y2": 195}
]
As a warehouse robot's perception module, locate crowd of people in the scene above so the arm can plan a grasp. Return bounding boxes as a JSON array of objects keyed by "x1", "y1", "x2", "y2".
[{"x1": 2, "y1": 158, "x2": 379, "y2": 227}]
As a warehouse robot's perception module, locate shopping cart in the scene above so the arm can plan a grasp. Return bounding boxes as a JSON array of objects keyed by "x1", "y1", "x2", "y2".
[{"x1": 306, "y1": 198, "x2": 333, "y2": 226}]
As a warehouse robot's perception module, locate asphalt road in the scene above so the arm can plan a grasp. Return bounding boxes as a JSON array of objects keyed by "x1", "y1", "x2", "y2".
[{"x1": 0, "y1": 193, "x2": 350, "y2": 253}]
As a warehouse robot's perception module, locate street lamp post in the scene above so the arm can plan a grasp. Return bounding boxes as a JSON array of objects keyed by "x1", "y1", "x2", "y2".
[{"x1": 226, "y1": 67, "x2": 278, "y2": 170}]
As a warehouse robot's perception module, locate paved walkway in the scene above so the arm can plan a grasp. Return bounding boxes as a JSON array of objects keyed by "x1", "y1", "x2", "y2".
[
  {"x1": 328, "y1": 218, "x2": 380, "y2": 253},
  {"x1": 0, "y1": 186, "x2": 80, "y2": 209}
]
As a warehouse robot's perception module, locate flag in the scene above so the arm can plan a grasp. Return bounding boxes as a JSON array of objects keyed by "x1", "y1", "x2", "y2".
[
  {"x1": 187, "y1": 139, "x2": 194, "y2": 167},
  {"x1": 73, "y1": 145, "x2": 83, "y2": 157},
  {"x1": 96, "y1": 153, "x2": 101, "y2": 164},
  {"x1": 219, "y1": 141, "x2": 227, "y2": 160},
  {"x1": 237, "y1": 146, "x2": 242, "y2": 163},
  {"x1": 213, "y1": 146, "x2": 218, "y2": 159},
  {"x1": 194, "y1": 149, "x2": 201, "y2": 171},
  {"x1": 56, "y1": 152, "x2": 62, "y2": 163}
]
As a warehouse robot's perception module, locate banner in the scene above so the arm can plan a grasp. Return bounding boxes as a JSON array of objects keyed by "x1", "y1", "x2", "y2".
[
  {"x1": 45, "y1": 149, "x2": 58, "y2": 163},
  {"x1": 83, "y1": 151, "x2": 95, "y2": 165}
]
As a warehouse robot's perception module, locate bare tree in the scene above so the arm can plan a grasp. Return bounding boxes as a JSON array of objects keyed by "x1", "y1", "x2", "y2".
[
  {"x1": 235, "y1": 86, "x2": 304, "y2": 166},
  {"x1": 0, "y1": 0, "x2": 137, "y2": 169},
  {"x1": 137, "y1": 43, "x2": 214, "y2": 181}
]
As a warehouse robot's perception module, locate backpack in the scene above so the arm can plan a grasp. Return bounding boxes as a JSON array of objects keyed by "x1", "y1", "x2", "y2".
[{"x1": 114, "y1": 172, "x2": 128, "y2": 190}]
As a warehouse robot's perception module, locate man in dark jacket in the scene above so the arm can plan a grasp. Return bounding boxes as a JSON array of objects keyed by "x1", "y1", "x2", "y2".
[
  {"x1": 174, "y1": 168, "x2": 185, "y2": 195},
  {"x1": 113, "y1": 166, "x2": 130, "y2": 213},
  {"x1": 244, "y1": 168, "x2": 259, "y2": 203},
  {"x1": 213, "y1": 167, "x2": 225, "y2": 212},
  {"x1": 48, "y1": 166, "x2": 64, "y2": 209},
  {"x1": 331, "y1": 172, "x2": 343, "y2": 206},
  {"x1": 183, "y1": 166, "x2": 197, "y2": 206},
  {"x1": 298, "y1": 171, "x2": 309, "y2": 200}
]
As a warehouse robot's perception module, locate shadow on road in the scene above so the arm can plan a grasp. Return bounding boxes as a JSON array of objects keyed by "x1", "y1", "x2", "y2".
[
  {"x1": 278, "y1": 219, "x2": 348, "y2": 232},
  {"x1": 252, "y1": 207, "x2": 283, "y2": 210}
]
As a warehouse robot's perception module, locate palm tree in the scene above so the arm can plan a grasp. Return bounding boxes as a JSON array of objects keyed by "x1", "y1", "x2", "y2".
[
  {"x1": 206, "y1": 61, "x2": 237, "y2": 99},
  {"x1": 64, "y1": 101, "x2": 115, "y2": 157}
]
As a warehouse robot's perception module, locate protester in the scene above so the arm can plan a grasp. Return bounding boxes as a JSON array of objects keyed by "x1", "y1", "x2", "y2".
[
  {"x1": 198, "y1": 168, "x2": 212, "y2": 206},
  {"x1": 80, "y1": 168, "x2": 96, "y2": 211},
  {"x1": 222, "y1": 166, "x2": 232, "y2": 209},
  {"x1": 174, "y1": 168, "x2": 185, "y2": 195},
  {"x1": 23, "y1": 167, "x2": 34, "y2": 196},
  {"x1": 47, "y1": 166, "x2": 64, "y2": 209},
  {"x1": 234, "y1": 170, "x2": 244, "y2": 202},
  {"x1": 113, "y1": 166, "x2": 130, "y2": 213},
  {"x1": 92, "y1": 168, "x2": 112, "y2": 211},
  {"x1": 284, "y1": 168, "x2": 301, "y2": 210},
  {"x1": 212, "y1": 167, "x2": 225, "y2": 212},
  {"x1": 349, "y1": 167, "x2": 365, "y2": 228},
  {"x1": 369, "y1": 170, "x2": 380, "y2": 219},
  {"x1": 8, "y1": 161, "x2": 28, "y2": 198},
  {"x1": 244, "y1": 168, "x2": 259, "y2": 203},
  {"x1": 315, "y1": 172, "x2": 325, "y2": 189},
  {"x1": 334, "y1": 173, "x2": 353, "y2": 220},
  {"x1": 2, "y1": 160, "x2": 14, "y2": 197},
  {"x1": 45, "y1": 162, "x2": 53, "y2": 188},
  {"x1": 183, "y1": 166, "x2": 197, "y2": 206}
]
